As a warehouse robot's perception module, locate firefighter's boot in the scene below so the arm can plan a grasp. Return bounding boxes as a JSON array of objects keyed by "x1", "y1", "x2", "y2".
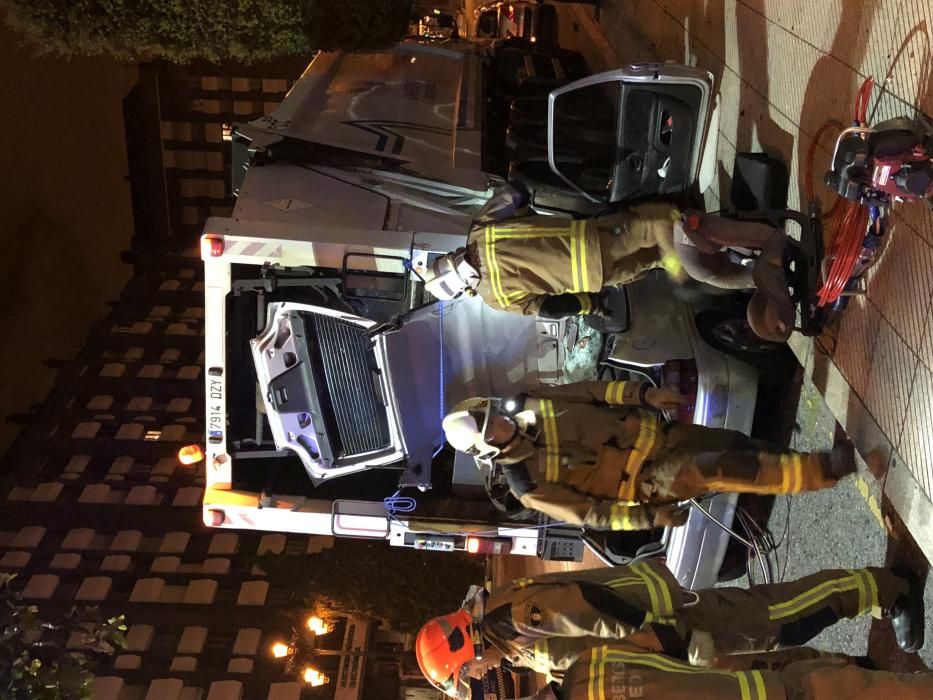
[
  {"x1": 825, "y1": 439, "x2": 857, "y2": 480},
  {"x1": 889, "y1": 567, "x2": 925, "y2": 654}
]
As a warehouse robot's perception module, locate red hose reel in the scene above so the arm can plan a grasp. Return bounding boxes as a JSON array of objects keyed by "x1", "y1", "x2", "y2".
[{"x1": 809, "y1": 77, "x2": 876, "y2": 307}]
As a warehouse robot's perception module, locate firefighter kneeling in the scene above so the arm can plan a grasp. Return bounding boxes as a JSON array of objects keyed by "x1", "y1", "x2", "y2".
[
  {"x1": 415, "y1": 562, "x2": 924, "y2": 699},
  {"x1": 442, "y1": 380, "x2": 856, "y2": 531}
]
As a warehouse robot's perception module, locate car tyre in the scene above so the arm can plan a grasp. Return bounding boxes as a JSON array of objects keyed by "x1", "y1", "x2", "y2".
[{"x1": 695, "y1": 309, "x2": 783, "y2": 359}]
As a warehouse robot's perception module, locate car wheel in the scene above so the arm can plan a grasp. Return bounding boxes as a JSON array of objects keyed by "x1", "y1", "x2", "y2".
[
  {"x1": 696, "y1": 310, "x2": 783, "y2": 357},
  {"x1": 717, "y1": 534, "x2": 749, "y2": 583}
]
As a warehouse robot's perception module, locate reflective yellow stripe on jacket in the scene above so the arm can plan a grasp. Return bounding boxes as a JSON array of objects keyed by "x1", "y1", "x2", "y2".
[
  {"x1": 532, "y1": 639, "x2": 550, "y2": 673},
  {"x1": 617, "y1": 412, "x2": 659, "y2": 502},
  {"x1": 484, "y1": 221, "x2": 590, "y2": 309},
  {"x1": 609, "y1": 503, "x2": 638, "y2": 532},
  {"x1": 574, "y1": 293, "x2": 593, "y2": 315},
  {"x1": 779, "y1": 453, "x2": 805, "y2": 494},
  {"x1": 630, "y1": 561, "x2": 674, "y2": 619},
  {"x1": 596, "y1": 562, "x2": 675, "y2": 620},
  {"x1": 539, "y1": 399, "x2": 561, "y2": 482},
  {"x1": 603, "y1": 380, "x2": 632, "y2": 405},
  {"x1": 585, "y1": 646, "x2": 770, "y2": 700}
]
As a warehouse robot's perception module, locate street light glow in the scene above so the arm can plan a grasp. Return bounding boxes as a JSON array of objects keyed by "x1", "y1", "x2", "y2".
[
  {"x1": 271, "y1": 642, "x2": 291, "y2": 658},
  {"x1": 177, "y1": 444, "x2": 204, "y2": 465},
  {"x1": 302, "y1": 666, "x2": 329, "y2": 686},
  {"x1": 306, "y1": 615, "x2": 331, "y2": 635}
]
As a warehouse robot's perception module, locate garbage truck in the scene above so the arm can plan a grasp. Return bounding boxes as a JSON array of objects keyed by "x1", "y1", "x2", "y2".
[{"x1": 197, "y1": 36, "x2": 759, "y2": 587}]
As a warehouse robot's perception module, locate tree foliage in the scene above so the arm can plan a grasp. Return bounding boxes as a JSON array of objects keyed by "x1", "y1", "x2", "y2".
[
  {"x1": 302, "y1": 0, "x2": 414, "y2": 53},
  {"x1": 259, "y1": 540, "x2": 485, "y2": 634},
  {"x1": 3, "y1": 0, "x2": 414, "y2": 63},
  {"x1": 0, "y1": 574, "x2": 125, "y2": 700},
  {"x1": 3, "y1": 0, "x2": 310, "y2": 62}
]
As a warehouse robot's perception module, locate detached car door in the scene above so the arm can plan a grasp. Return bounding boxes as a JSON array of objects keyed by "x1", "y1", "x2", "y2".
[{"x1": 546, "y1": 63, "x2": 714, "y2": 204}]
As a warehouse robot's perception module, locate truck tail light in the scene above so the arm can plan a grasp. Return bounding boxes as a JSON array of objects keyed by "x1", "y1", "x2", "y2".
[
  {"x1": 465, "y1": 537, "x2": 512, "y2": 555},
  {"x1": 177, "y1": 444, "x2": 205, "y2": 465},
  {"x1": 201, "y1": 235, "x2": 224, "y2": 258},
  {"x1": 662, "y1": 359, "x2": 698, "y2": 424}
]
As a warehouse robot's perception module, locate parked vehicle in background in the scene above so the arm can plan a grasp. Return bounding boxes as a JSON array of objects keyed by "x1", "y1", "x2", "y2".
[
  {"x1": 411, "y1": 10, "x2": 460, "y2": 42},
  {"x1": 472, "y1": 0, "x2": 559, "y2": 48}
]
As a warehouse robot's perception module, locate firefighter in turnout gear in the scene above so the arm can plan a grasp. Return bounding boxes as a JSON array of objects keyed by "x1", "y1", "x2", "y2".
[
  {"x1": 423, "y1": 185, "x2": 796, "y2": 341},
  {"x1": 414, "y1": 563, "x2": 923, "y2": 697},
  {"x1": 525, "y1": 643, "x2": 933, "y2": 700},
  {"x1": 441, "y1": 380, "x2": 856, "y2": 531}
]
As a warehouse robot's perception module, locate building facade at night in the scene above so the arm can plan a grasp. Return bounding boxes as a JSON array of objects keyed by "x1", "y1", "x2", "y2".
[{"x1": 0, "y1": 57, "x2": 441, "y2": 700}]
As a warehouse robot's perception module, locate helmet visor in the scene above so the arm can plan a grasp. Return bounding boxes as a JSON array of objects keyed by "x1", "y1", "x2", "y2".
[
  {"x1": 427, "y1": 255, "x2": 466, "y2": 300},
  {"x1": 466, "y1": 399, "x2": 517, "y2": 460}
]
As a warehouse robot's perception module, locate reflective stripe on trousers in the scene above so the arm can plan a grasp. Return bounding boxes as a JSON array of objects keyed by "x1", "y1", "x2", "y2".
[{"x1": 586, "y1": 645, "x2": 770, "y2": 700}]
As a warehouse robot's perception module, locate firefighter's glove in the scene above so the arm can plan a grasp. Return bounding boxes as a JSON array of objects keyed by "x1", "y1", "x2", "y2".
[
  {"x1": 653, "y1": 504, "x2": 690, "y2": 528},
  {"x1": 645, "y1": 387, "x2": 689, "y2": 411},
  {"x1": 661, "y1": 251, "x2": 688, "y2": 283}
]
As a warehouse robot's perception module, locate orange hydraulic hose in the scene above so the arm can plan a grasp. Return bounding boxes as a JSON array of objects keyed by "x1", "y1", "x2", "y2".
[
  {"x1": 814, "y1": 76, "x2": 876, "y2": 307},
  {"x1": 817, "y1": 202, "x2": 869, "y2": 306}
]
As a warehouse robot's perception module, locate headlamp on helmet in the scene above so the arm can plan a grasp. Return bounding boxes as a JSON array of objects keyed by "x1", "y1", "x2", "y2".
[
  {"x1": 425, "y1": 250, "x2": 480, "y2": 301},
  {"x1": 442, "y1": 397, "x2": 518, "y2": 463}
]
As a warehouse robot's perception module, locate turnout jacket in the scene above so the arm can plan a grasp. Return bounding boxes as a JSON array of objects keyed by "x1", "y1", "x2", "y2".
[
  {"x1": 500, "y1": 380, "x2": 667, "y2": 531},
  {"x1": 467, "y1": 203, "x2": 678, "y2": 315},
  {"x1": 480, "y1": 561, "x2": 687, "y2": 676}
]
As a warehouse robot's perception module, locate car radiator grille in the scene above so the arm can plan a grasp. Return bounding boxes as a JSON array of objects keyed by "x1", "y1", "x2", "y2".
[{"x1": 308, "y1": 314, "x2": 391, "y2": 457}]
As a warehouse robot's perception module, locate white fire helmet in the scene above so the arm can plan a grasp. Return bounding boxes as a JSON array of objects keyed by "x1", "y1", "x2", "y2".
[
  {"x1": 425, "y1": 250, "x2": 481, "y2": 301},
  {"x1": 442, "y1": 398, "x2": 503, "y2": 461}
]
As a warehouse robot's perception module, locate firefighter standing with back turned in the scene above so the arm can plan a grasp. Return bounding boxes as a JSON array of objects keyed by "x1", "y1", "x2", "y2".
[
  {"x1": 424, "y1": 185, "x2": 796, "y2": 342},
  {"x1": 441, "y1": 379, "x2": 856, "y2": 531},
  {"x1": 414, "y1": 561, "x2": 924, "y2": 698}
]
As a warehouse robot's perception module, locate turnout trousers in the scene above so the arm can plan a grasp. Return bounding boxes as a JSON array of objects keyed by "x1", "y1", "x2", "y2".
[
  {"x1": 636, "y1": 424, "x2": 840, "y2": 503},
  {"x1": 493, "y1": 566, "x2": 907, "y2": 676},
  {"x1": 533, "y1": 644, "x2": 933, "y2": 700},
  {"x1": 678, "y1": 567, "x2": 908, "y2": 661}
]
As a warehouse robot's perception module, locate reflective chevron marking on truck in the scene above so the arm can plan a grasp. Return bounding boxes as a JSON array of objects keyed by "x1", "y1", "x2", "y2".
[
  {"x1": 221, "y1": 241, "x2": 282, "y2": 258},
  {"x1": 343, "y1": 119, "x2": 452, "y2": 155}
]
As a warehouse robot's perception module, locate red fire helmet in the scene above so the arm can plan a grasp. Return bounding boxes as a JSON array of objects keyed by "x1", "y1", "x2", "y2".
[{"x1": 415, "y1": 608, "x2": 475, "y2": 698}]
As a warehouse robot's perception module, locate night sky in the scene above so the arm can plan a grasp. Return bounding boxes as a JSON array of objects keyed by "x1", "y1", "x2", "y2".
[{"x1": 0, "y1": 22, "x2": 139, "y2": 452}]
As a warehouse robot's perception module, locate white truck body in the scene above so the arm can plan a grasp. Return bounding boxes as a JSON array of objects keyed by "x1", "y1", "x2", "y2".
[
  {"x1": 198, "y1": 41, "x2": 752, "y2": 583},
  {"x1": 201, "y1": 41, "x2": 586, "y2": 560}
]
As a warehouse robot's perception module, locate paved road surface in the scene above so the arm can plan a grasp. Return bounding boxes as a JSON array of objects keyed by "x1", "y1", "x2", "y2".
[{"x1": 490, "y1": 2, "x2": 932, "y2": 674}]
